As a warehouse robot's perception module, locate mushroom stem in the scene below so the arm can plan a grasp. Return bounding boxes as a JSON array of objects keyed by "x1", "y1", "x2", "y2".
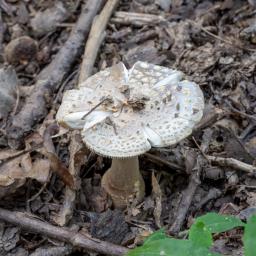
[{"x1": 101, "y1": 157, "x2": 145, "y2": 209}]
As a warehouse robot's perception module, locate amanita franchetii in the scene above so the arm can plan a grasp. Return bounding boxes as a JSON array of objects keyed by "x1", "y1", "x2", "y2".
[{"x1": 56, "y1": 61, "x2": 204, "y2": 208}]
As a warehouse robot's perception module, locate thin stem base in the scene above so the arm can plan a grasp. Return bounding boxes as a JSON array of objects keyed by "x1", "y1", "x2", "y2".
[{"x1": 101, "y1": 157, "x2": 145, "y2": 209}]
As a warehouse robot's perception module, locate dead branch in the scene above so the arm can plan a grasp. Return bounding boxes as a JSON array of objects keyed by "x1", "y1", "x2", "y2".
[
  {"x1": 79, "y1": 0, "x2": 120, "y2": 84},
  {"x1": 7, "y1": 0, "x2": 105, "y2": 149},
  {"x1": 0, "y1": 208, "x2": 129, "y2": 256},
  {"x1": 207, "y1": 155, "x2": 256, "y2": 173},
  {"x1": 55, "y1": 0, "x2": 120, "y2": 226}
]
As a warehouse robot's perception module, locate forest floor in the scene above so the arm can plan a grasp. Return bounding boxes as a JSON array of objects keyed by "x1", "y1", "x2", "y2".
[{"x1": 0, "y1": 0, "x2": 256, "y2": 255}]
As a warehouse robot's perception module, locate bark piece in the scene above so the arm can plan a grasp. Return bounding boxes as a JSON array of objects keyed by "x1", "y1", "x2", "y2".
[{"x1": 90, "y1": 209, "x2": 129, "y2": 245}]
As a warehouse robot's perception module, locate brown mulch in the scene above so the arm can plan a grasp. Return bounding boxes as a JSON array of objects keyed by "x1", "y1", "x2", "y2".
[{"x1": 0, "y1": 0, "x2": 256, "y2": 255}]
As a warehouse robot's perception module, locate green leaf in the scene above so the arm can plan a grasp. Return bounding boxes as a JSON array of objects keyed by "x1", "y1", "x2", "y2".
[
  {"x1": 143, "y1": 229, "x2": 166, "y2": 245},
  {"x1": 126, "y1": 237, "x2": 222, "y2": 256},
  {"x1": 127, "y1": 212, "x2": 247, "y2": 256},
  {"x1": 189, "y1": 221, "x2": 213, "y2": 248},
  {"x1": 196, "y1": 213, "x2": 244, "y2": 233},
  {"x1": 243, "y1": 215, "x2": 256, "y2": 256},
  {"x1": 127, "y1": 238, "x2": 189, "y2": 256}
]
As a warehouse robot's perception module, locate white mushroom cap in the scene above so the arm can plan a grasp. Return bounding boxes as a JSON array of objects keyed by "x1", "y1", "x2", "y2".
[{"x1": 56, "y1": 62, "x2": 204, "y2": 158}]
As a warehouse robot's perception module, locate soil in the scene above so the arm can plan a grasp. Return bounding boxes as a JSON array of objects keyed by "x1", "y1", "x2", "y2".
[{"x1": 0, "y1": 0, "x2": 256, "y2": 255}]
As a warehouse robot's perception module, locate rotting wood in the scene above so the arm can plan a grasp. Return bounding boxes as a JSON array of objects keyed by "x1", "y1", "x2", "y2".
[
  {"x1": 0, "y1": 208, "x2": 129, "y2": 256},
  {"x1": 55, "y1": 0, "x2": 120, "y2": 226},
  {"x1": 7, "y1": 0, "x2": 105, "y2": 149}
]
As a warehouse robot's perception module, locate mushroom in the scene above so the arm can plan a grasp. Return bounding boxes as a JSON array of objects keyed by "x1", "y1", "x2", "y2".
[{"x1": 56, "y1": 62, "x2": 204, "y2": 208}]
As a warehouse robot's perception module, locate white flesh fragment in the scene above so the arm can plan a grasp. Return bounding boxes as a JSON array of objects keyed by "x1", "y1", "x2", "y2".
[{"x1": 63, "y1": 111, "x2": 112, "y2": 130}]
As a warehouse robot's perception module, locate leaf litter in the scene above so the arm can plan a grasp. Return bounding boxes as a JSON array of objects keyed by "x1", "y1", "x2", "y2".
[{"x1": 0, "y1": 0, "x2": 256, "y2": 255}]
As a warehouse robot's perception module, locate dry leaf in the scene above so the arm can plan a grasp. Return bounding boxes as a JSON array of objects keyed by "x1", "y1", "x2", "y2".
[
  {"x1": 42, "y1": 123, "x2": 75, "y2": 189},
  {"x1": 0, "y1": 151, "x2": 49, "y2": 186},
  {"x1": 0, "y1": 123, "x2": 75, "y2": 199},
  {"x1": 20, "y1": 124, "x2": 75, "y2": 190},
  {"x1": 43, "y1": 151, "x2": 75, "y2": 189},
  {"x1": 152, "y1": 172, "x2": 162, "y2": 228},
  {"x1": 0, "y1": 150, "x2": 50, "y2": 199}
]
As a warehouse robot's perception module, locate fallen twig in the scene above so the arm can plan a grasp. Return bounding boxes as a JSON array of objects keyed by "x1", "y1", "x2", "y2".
[
  {"x1": 79, "y1": 0, "x2": 120, "y2": 84},
  {"x1": 7, "y1": 0, "x2": 104, "y2": 149},
  {"x1": 0, "y1": 144, "x2": 43, "y2": 166},
  {"x1": 207, "y1": 155, "x2": 256, "y2": 173},
  {"x1": 226, "y1": 100, "x2": 256, "y2": 122},
  {"x1": 0, "y1": 208, "x2": 128, "y2": 256},
  {"x1": 169, "y1": 153, "x2": 202, "y2": 234},
  {"x1": 144, "y1": 152, "x2": 183, "y2": 172},
  {"x1": 111, "y1": 11, "x2": 166, "y2": 26}
]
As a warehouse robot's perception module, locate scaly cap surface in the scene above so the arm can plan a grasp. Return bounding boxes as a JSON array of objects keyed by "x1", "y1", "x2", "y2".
[{"x1": 56, "y1": 62, "x2": 204, "y2": 158}]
